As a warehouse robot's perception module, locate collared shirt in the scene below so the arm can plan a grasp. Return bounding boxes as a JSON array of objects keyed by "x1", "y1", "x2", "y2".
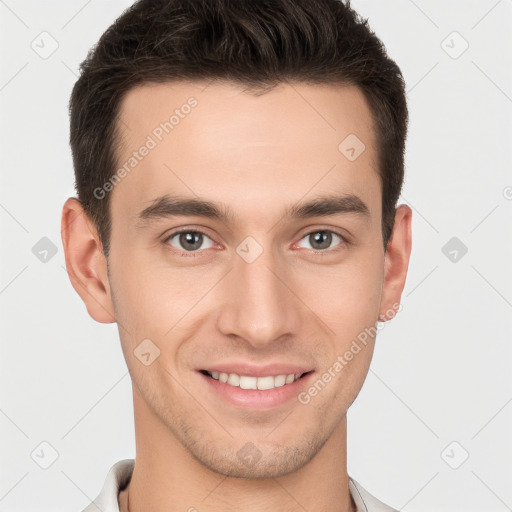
[{"x1": 81, "y1": 459, "x2": 398, "y2": 512}]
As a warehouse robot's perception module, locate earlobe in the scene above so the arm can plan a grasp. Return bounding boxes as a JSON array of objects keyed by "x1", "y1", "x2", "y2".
[
  {"x1": 61, "y1": 197, "x2": 116, "y2": 323},
  {"x1": 378, "y1": 204, "x2": 412, "y2": 322}
]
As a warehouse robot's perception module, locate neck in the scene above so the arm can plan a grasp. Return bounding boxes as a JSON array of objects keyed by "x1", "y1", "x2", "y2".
[{"x1": 120, "y1": 386, "x2": 356, "y2": 512}]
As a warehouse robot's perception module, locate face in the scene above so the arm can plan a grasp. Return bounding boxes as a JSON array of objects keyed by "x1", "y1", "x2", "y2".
[{"x1": 63, "y1": 80, "x2": 411, "y2": 479}]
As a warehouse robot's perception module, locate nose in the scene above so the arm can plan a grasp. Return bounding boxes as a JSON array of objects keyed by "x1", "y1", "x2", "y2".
[{"x1": 216, "y1": 245, "x2": 301, "y2": 348}]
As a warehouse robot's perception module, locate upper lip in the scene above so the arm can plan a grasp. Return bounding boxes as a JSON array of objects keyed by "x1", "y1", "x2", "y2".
[{"x1": 199, "y1": 363, "x2": 314, "y2": 378}]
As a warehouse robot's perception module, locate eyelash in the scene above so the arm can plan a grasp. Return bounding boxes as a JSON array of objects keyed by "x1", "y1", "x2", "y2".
[{"x1": 163, "y1": 227, "x2": 349, "y2": 257}]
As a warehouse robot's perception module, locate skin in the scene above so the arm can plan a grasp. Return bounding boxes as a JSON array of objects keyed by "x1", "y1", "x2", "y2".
[{"x1": 61, "y1": 80, "x2": 412, "y2": 512}]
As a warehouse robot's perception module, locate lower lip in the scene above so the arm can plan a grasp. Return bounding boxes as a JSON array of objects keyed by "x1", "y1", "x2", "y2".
[{"x1": 198, "y1": 371, "x2": 315, "y2": 410}]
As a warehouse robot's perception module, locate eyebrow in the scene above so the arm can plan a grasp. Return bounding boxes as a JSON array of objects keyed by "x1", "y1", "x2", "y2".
[{"x1": 136, "y1": 193, "x2": 370, "y2": 227}]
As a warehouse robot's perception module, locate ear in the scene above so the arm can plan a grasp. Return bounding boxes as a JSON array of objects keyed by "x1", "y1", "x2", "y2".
[
  {"x1": 378, "y1": 204, "x2": 412, "y2": 322},
  {"x1": 61, "y1": 197, "x2": 116, "y2": 323}
]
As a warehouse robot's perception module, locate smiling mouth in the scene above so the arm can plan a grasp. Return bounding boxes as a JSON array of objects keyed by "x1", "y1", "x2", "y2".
[{"x1": 199, "y1": 369, "x2": 313, "y2": 391}]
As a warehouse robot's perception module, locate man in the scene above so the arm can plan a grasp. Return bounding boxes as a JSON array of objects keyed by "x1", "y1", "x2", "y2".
[{"x1": 61, "y1": 0, "x2": 412, "y2": 510}]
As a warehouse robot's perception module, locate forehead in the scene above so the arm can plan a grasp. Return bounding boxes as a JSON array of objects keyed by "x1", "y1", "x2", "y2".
[{"x1": 112, "y1": 80, "x2": 380, "y2": 224}]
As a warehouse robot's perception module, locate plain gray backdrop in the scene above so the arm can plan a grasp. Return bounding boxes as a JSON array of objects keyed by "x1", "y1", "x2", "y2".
[{"x1": 0, "y1": 1, "x2": 511, "y2": 511}]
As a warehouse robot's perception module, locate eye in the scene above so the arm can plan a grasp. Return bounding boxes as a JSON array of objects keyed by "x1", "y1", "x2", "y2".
[
  {"x1": 165, "y1": 230, "x2": 214, "y2": 253},
  {"x1": 296, "y1": 230, "x2": 345, "y2": 251}
]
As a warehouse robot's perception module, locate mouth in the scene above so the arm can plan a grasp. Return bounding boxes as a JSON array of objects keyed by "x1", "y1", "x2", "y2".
[{"x1": 199, "y1": 369, "x2": 314, "y2": 390}]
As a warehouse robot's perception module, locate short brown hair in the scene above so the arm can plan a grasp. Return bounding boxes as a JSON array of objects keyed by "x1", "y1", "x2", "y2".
[{"x1": 69, "y1": 0, "x2": 408, "y2": 257}]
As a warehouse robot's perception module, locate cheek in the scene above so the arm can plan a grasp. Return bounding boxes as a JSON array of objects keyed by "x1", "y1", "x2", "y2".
[
  {"x1": 108, "y1": 248, "x2": 168, "y2": 339},
  {"x1": 299, "y1": 252, "x2": 384, "y2": 338},
  {"x1": 303, "y1": 260, "x2": 382, "y2": 409},
  {"x1": 108, "y1": 247, "x2": 219, "y2": 342}
]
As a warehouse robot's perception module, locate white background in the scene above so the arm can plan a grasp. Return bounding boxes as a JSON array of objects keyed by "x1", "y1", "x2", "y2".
[{"x1": 0, "y1": 1, "x2": 511, "y2": 511}]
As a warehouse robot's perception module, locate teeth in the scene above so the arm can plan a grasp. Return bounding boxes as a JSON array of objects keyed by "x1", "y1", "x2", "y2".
[
  {"x1": 256, "y1": 376, "x2": 274, "y2": 390},
  {"x1": 227, "y1": 373, "x2": 240, "y2": 386},
  {"x1": 208, "y1": 371, "x2": 303, "y2": 390},
  {"x1": 240, "y1": 376, "x2": 257, "y2": 389},
  {"x1": 274, "y1": 375, "x2": 286, "y2": 387}
]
